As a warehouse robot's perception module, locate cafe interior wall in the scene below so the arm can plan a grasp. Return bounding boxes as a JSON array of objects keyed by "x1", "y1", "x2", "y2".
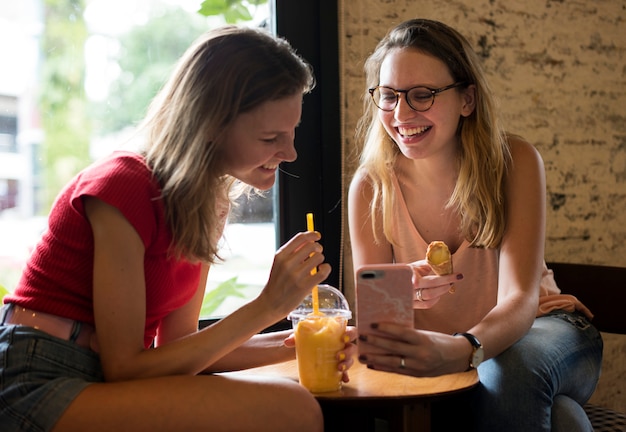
[{"x1": 338, "y1": 0, "x2": 626, "y2": 412}]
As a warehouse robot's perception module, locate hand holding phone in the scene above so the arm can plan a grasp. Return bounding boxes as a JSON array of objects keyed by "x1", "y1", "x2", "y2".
[{"x1": 356, "y1": 264, "x2": 414, "y2": 356}]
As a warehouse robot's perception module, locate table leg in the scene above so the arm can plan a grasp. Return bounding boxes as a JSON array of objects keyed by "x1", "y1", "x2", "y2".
[{"x1": 402, "y1": 402, "x2": 430, "y2": 431}]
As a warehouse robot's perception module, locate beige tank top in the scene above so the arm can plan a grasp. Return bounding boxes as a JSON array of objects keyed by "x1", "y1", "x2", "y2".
[{"x1": 388, "y1": 173, "x2": 591, "y2": 334}]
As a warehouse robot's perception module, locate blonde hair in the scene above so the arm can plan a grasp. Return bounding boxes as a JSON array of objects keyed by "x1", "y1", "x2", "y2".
[
  {"x1": 356, "y1": 19, "x2": 511, "y2": 248},
  {"x1": 139, "y1": 26, "x2": 314, "y2": 262}
]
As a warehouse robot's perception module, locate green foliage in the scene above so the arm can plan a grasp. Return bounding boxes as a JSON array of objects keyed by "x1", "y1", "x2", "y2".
[
  {"x1": 91, "y1": 1, "x2": 269, "y2": 135},
  {"x1": 91, "y1": 7, "x2": 210, "y2": 134},
  {"x1": 39, "y1": 0, "x2": 91, "y2": 211},
  {"x1": 198, "y1": 0, "x2": 267, "y2": 23},
  {"x1": 35, "y1": 1, "x2": 268, "y2": 209},
  {"x1": 0, "y1": 263, "x2": 24, "y2": 297},
  {"x1": 200, "y1": 277, "x2": 248, "y2": 317}
]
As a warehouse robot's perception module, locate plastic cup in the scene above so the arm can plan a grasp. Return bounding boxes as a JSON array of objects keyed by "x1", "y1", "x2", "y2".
[{"x1": 288, "y1": 284, "x2": 352, "y2": 393}]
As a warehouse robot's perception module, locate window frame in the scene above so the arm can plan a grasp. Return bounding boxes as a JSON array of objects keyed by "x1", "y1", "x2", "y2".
[
  {"x1": 274, "y1": 0, "x2": 342, "y2": 289},
  {"x1": 200, "y1": 0, "x2": 342, "y2": 330}
]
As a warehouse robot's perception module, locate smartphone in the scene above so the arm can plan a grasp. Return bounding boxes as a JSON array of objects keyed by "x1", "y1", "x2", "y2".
[{"x1": 356, "y1": 263, "x2": 414, "y2": 356}]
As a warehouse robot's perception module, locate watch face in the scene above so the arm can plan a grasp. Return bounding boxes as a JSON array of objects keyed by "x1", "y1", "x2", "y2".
[
  {"x1": 471, "y1": 348, "x2": 484, "y2": 368},
  {"x1": 454, "y1": 332, "x2": 483, "y2": 369}
]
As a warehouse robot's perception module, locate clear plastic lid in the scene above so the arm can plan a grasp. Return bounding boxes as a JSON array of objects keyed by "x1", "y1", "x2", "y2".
[{"x1": 288, "y1": 284, "x2": 352, "y2": 322}]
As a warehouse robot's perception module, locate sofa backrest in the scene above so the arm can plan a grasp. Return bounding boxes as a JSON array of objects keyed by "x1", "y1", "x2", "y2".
[{"x1": 547, "y1": 262, "x2": 626, "y2": 334}]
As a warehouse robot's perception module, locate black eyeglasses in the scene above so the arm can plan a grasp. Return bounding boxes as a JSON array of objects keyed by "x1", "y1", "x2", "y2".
[{"x1": 368, "y1": 82, "x2": 466, "y2": 112}]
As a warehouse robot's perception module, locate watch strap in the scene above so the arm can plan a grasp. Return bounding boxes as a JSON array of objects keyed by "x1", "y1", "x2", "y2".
[
  {"x1": 453, "y1": 332, "x2": 481, "y2": 349},
  {"x1": 454, "y1": 332, "x2": 483, "y2": 370}
]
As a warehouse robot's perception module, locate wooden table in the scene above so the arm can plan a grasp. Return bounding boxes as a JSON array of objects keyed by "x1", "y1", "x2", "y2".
[{"x1": 227, "y1": 359, "x2": 478, "y2": 432}]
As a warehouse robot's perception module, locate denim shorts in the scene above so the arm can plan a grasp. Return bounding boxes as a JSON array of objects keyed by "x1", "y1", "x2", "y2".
[{"x1": 0, "y1": 323, "x2": 104, "y2": 432}]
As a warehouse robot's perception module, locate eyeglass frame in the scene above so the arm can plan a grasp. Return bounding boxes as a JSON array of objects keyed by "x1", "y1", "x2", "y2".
[{"x1": 368, "y1": 82, "x2": 467, "y2": 112}]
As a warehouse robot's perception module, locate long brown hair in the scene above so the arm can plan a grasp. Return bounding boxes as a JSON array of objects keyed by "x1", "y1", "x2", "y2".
[
  {"x1": 356, "y1": 19, "x2": 511, "y2": 248},
  {"x1": 139, "y1": 26, "x2": 315, "y2": 262}
]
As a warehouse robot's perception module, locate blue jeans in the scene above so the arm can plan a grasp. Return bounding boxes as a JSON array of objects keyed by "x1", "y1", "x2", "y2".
[{"x1": 472, "y1": 310, "x2": 603, "y2": 432}]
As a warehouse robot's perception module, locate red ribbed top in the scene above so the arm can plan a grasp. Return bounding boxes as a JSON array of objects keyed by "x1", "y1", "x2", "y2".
[{"x1": 5, "y1": 151, "x2": 201, "y2": 348}]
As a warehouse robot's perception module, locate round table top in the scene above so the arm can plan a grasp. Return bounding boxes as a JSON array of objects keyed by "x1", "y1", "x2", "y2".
[{"x1": 225, "y1": 359, "x2": 478, "y2": 401}]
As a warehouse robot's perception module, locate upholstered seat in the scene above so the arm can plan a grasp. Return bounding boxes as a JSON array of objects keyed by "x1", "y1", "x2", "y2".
[{"x1": 548, "y1": 262, "x2": 626, "y2": 432}]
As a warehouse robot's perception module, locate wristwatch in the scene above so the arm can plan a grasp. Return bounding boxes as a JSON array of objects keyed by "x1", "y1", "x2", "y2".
[{"x1": 454, "y1": 332, "x2": 484, "y2": 370}]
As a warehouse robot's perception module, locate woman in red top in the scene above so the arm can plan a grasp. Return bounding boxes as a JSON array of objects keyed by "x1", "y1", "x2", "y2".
[{"x1": 0, "y1": 26, "x2": 355, "y2": 432}]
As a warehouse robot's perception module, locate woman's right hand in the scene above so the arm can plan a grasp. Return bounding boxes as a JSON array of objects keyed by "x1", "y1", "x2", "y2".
[
  {"x1": 259, "y1": 231, "x2": 331, "y2": 318},
  {"x1": 409, "y1": 259, "x2": 463, "y2": 309},
  {"x1": 357, "y1": 324, "x2": 471, "y2": 376}
]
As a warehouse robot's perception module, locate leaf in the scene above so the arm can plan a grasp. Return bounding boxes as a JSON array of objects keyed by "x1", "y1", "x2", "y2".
[
  {"x1": 0, "y1": 284, "x2": 9, "y2": 302},
  {"x1": 200, "y1": 277, "x2": 248, "y2": 316},
  {"x1": 197, "y1": 0, "x2": 230, "y2": 16},
  {"x1": 223, "y1": 3, "x2": 253, "y2": 23},
  {"x1": 198, "y1": 0, "x2": 258, "y2": 22}
]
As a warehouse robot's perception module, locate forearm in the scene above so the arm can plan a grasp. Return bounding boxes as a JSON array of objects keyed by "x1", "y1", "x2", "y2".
[
  {"x1": 172, "y1": 297, "x2": 286, "y2": 374},
  {"x1": 469, "y1": 139, "x2": 546, "y2": 359},
  {"x1": 102, "y1": 297, "x2": 283, "y2": 381},
  {"x1": 203, "y1": 330, "x2": 296, "y2": 373},
  {"x1": 468, "y1": 292, "x2": 537, "y2": 361},
  {"x1": 100, "y1": 230, "x2": 329, "y2": 381}
]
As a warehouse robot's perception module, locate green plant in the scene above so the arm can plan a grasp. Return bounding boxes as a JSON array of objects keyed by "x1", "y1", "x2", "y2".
[
  {"x1": 198, "y1": 0, "x2": 267, "y2": 23},
  {"x1": 39, "y1": 0, "x2": 91, "y2": 211},
  {"x1": 90, "y1": 6, "x2": 209, "y2": 135},
  {"x1": 0, "y1": 283, "x2": 9, "y2": 302},
  {"x1": 200, "y1": 277, "x2": 248, "y2": 317}
]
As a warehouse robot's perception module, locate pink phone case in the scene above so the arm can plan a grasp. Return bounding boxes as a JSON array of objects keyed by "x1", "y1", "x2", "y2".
[{"x1": 356, "y1": 264, "x2": 414, "y2": 356}]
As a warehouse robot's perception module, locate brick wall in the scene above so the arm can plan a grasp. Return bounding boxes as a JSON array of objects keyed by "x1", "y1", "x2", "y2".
[{"x1": 339, "y1": 0, "x2": 625, "y2": 411}]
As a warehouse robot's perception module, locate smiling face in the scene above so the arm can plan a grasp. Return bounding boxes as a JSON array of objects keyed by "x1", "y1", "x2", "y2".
[
  {"x1": 221, "y1": 93, "x2": 303, "y2": 190},
  {"x1": 377, "y1": 48, "x2": 475, "y2": 161}
]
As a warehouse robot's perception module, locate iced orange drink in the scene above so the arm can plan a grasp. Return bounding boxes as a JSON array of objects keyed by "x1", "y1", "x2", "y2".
[
  {"x1": 288, "y1": 284, "x2": 352, "y2": 393},
  {"x1": 294, "y1": 315, "x2": 347, "y2": 393}
]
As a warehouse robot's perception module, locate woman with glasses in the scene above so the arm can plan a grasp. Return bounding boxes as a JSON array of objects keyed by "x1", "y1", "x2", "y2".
[
  {"x1": 0, "y1": 26, "x2": 356, "y2": 432},
  {"x1": 349, "y1": 18, "x2": 601, "y2": 431}
]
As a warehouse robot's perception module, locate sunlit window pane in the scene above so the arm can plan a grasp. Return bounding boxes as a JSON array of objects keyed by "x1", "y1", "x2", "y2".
[
  {"x1": 0, "y1": 0, "x2": 274, "y2": 319},
  {"x1": 204, "y1": 192, "x2": 275, "y2": 318}
]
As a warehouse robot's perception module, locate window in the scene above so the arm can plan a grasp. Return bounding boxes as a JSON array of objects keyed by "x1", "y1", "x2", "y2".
[
  {"x1": 273, "y1": 0, "x2": 342, "y2": 288},
  {"x1": 197, "y1": 0, "x2": 344, "y2": 323},
  {"x1": 0, "y1": 96, "x2": 19, "y2": 210},
  {"x1": 0, "y1": 97, "x2": 18, "y2": 154},
  {"x1": 0, "y1": 0, "x2": 342, "y2": 324}
]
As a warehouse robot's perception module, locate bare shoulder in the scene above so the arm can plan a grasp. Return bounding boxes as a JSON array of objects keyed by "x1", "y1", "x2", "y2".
[
  {"x1": 348, "y1": 168, "x2": 374, "y2": 197},
  {"x1": 507, "y1": 135, "x2": 544, "y2": 170},
  {"x1": 349, "y1": 167, "x2": 371, "y2": 185}
]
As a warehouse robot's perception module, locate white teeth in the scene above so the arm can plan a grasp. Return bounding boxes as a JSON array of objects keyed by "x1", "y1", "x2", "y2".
[
  {"x1": 263, "y1": 164, "x2": 278, "y2": 170},
  {"x1": 398, "y1": 126, "x2": 430, "y2": 136}
]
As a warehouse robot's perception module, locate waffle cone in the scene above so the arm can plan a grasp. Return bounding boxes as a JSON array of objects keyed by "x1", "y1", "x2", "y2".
[{"x1": 426, "y1": 241, "x2": 453, "y2": 275}]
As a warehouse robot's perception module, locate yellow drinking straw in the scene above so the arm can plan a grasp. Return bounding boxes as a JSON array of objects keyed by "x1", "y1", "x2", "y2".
[{"x1": 306, "y1": 213, "x2": 321, "y2": 315}]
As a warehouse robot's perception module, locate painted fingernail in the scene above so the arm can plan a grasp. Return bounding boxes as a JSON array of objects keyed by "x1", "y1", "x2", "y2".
[
  {"x1": 358, "y1": 334, "x2": 368, "y2": 342},
  {"x1": 456, "y1": 273, "x2": 464, "y2": 280},
  {"x1": 358, "y1": 354, "x2": 367, "y2": 362},
  {"x1": 343, "y1": 335, "x2": 350, "y2": 343},
  {"x1": 338, "y1": 352, "x2": 346, "y2": 361},
  {"x1": 449, "y1": 284, "x2": 456, "y2": 293},
  {"x1": 340, "y1": 364, "x2": 346, "y2": 372}
]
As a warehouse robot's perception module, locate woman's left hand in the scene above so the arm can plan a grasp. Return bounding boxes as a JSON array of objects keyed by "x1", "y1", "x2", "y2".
[{"x1": 284, "y1": 325, "x2": 358, "y2": 382}]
